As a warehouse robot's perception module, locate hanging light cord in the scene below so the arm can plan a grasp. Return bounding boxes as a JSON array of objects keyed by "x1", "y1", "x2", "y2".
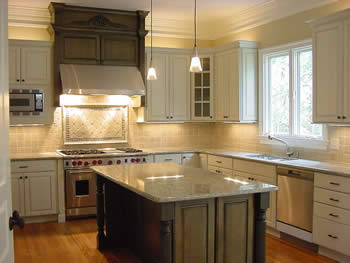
[
  {"x1": 150, "y1": 0, "x2": 153, "y2": 63},
  {"x1": 194, "y1": 0, "x2": 197, "y2": 48}
]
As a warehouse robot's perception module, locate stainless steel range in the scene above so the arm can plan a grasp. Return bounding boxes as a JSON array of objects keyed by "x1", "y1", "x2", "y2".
[{"x1": 57, "y1": 148, "x2": 152, "y2": 218}]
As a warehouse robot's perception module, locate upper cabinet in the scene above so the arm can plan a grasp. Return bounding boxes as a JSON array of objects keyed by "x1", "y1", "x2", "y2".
[
  {"x1": 215, "y1": 41, "x2": 258, "y2": 122},
  {"x1": 310, "y1": 9, "x2": 350, "y2": 123},
  {"x1": 9, "y1": 40, "x2": 54, "y2": 125},
  {"x1": 191, "y1": 55, "x2": 214, "y2": 121},
  {"x1": 146, "y1": 48, "x2": 191, "y2": 122},
  {"x1": 48, "y1": 3, "x2": 148, "y2": 105}
]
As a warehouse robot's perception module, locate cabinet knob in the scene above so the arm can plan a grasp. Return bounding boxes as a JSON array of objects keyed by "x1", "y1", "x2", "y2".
[
  {"x1": 16, "y1": 79, "x2": 19, "y2": 82},
  {"x1": 337, "y1": 116, "x2": 341, "y2": 119},
  {"x1": 210, "y1": 116, "x2": 213, "y2": 119},
  {"x1": 19, "y1": 176, "x2": 23, "y2": 179},
  {"x1": 343, "y1": 116, "x2": 347, "y2": 119},
  {"x1": 166, "y1": 116, "x2": 169, "y2": 119},
  {"x1": 22, "y1": 79, "x2": 25, "y2": 82},
  {"x1": 170, "y1": 116, "x2": 173, "y2": 119},
  {"x1": 24, "y1": 176, "x2": 28, "y2": 179}
]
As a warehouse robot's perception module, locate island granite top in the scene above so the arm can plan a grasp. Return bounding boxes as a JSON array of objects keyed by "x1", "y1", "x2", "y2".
[{"x1": 92, "y1": 163, "x2": 278, "y2": 203}]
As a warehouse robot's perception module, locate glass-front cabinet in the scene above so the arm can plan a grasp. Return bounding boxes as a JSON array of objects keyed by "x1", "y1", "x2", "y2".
[{"x1": 191, "y1": 56, "x2": 214, "y2": 121}]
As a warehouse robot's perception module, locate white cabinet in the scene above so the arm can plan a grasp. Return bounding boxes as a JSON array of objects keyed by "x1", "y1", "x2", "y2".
[
  {"x1": 207, "y1": 155, "x2": 233, "y2": 176},
  {"x1": 11, "y1": 160, "x2": 57, "y2": 217},
  {"x1": 310, "y1": 9, "x2": 350, "y2": 123},
  {"x1": 215, "y1": 41, "x2": 258, "y2": 122},
  {"x1": 146, "y1": 48, "x2": 191, "y2": 122},
  {"x1": 154, "y1": 154, "x2": 182, "y2": 164},
  {"x1": 9, "y1": 43, "x2": 50, "y2": 85},
  {"x1": 8, "y1": 40, "x2": 53, "y2": 125},
  {"x1": 191, "y1": 56, "x2": 214, "y2": 121}
]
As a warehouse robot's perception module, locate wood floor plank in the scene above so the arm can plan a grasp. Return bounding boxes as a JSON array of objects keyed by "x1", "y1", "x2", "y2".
[{"x1": 14, "y1": 218, "x2": 337, "y2": 263}]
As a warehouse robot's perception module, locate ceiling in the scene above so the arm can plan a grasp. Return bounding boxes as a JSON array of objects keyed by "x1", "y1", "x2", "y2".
[{"x1": 8, "y1": 0, "x2": 338, "y2": 40}]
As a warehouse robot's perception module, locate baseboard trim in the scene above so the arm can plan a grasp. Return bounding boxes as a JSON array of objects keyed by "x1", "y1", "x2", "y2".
[
  {"x1": 319, "y1": 246, "x2": 350, "y2": 263},
  {"x1": 23, "y1": 214, "x2": 58, "y2": 224},
  {"x1": 266, "y1": 226, "x2": 280, "y2": 238}
]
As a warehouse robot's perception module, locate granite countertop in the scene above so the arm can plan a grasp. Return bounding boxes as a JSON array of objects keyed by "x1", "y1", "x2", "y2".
[
  {"x1": 10, "y1": 152, "x2": 62, "y2": 161},
  {"x1": 92, "y1": 163, "x2": 278, "y2": 203}
]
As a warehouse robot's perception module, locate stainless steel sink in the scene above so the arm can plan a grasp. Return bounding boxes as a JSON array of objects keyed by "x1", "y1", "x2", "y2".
[{"x1": 245, "y1": 154, "x2": 297, "y2": 161}]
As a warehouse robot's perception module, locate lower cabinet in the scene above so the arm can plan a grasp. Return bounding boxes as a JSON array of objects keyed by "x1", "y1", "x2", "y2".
[
  {"x1": 11, "y1": 161, "x2": 57, "y2": 217},
  {"x1": 174, "y1": 196, "x2": 254, "y2": 263}
]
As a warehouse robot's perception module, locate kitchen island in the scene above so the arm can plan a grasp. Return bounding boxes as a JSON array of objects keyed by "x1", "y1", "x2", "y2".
[{"x1": 92, "y1": 163, "x2": 277, "y2": 263}]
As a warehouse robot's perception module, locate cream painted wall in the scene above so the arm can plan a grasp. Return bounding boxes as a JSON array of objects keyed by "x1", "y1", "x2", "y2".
[{"x1": 215, "y1": 0, "x2": 350, "y2": 48}]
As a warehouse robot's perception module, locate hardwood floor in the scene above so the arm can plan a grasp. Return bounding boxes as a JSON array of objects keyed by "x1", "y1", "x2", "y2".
[{"x1": 14, "y1": 218, "x2": 337, "y2": 263}]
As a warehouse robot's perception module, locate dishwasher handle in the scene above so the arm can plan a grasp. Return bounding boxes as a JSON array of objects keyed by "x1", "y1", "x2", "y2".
[{"x1": 277, "y1": 166, "x2": 314, "y2": 181}]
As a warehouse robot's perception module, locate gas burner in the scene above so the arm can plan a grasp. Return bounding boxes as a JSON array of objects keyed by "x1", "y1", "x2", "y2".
[
  {"x1": 60, "y1": 149, "x2": 105, "y2": 156},
  {"x1": 116, "y1": 148, "x2": 143, "y2": 153}
]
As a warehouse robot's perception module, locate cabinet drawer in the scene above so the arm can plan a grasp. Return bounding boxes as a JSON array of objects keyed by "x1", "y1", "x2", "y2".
[
  {"x1": 315, "y1": 173, "x2": 350, "y2": 194},
  {"x1": 313, "y1": 216, "x2": 350, "y2": 256},
  {"x1": 314, "y1": 202, "x2": 350, "y2": 226},
  {"x1": 11, "y1": 160, "x2": 56, "y2": 173},
  {"x1": 234, "y1": 171, "x2": 275, "y2": 184},
  {"x1": 233, "y1": 159, "x2": 276, "y2": 178},
  {"x1": 208, "y1": 165, "x2": 232, "y2": 176},
  {"x1": 208, "y1": 155, "x2": 233, "y2": 169},
  {"x1": 154, "y1": 154, "x2": 182, "y2": 164},
  {"x1": 314, "y1": 188, "x2": 350, "y2": 210}
]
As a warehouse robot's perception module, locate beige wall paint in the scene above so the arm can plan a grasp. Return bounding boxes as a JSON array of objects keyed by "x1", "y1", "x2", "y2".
[{"x1": 215, "y1": 0, "x2": 350, "y2": 48}]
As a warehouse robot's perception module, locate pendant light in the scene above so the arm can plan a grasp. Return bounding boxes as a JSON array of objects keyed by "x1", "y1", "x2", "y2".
[
  {"x1": 190, "y1": 0, "x2": 202, "y2": 72},
  {"x1": 147, "y1": 0, "x2": 157, "y2": 80}
]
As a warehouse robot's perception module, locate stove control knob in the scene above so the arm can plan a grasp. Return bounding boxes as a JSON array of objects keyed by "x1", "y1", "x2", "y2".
[
  {"x1": 92, "y1": 160, "x2": 97, "y2": 165},
  {"x1": 78, "y1": 161, "x2": 82, "y2": 166},
  {"x1": 136, "y1": 158, "x2": 140, "y2": 163},
  {"x1": 131, "y1": 158, "x2": 135, "y2": 163},
  {"x1": 72, "y1": 161, "x2": 77, "y2": 166},
  {"x1": 84, "y1": 161, "x2": 89, "y2": 166},
  {"x1": 108, "y1": 160, "x2": 113, "y2": 165},
  {"x1": 116, "y1": 160, "x2": 121, "y2": 165},
  {"x1": 98, "y1": 160, "x2": 103, "y2": 165}
]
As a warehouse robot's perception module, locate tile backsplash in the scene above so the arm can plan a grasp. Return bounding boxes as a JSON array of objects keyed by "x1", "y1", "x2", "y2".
[{"x1": 9, "y1": 106, "x2": 350, "y2": 164}]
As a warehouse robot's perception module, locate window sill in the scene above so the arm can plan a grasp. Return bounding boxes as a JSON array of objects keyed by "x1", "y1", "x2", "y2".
[{"x1": 259, "y1": 135, "x2": 328, "y2": 150}]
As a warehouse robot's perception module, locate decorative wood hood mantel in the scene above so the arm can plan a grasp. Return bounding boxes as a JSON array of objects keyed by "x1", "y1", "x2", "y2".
[{"x1": 48, "y1": 2, "x2": 149, "y2": 105}]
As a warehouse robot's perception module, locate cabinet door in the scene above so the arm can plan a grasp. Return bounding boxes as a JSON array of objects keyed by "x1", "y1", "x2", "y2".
[
  {"x1": 154, "y1": 154, "x2": 182, "y2": 164},
  {"x1": 215, "y1": 53, "x2": 226, "y2": 121},
  {"x1": 60, "y1": 33, "x2": 100, "y2": 64},
  {"x1": 146, "y1": 54, "x2": 169, "y2": 121},
  {"x1": 11, "y1": 173, "x2": 25, "y2": 216},
  {"x1": 216, "y1": 195, "x2": 254, "y2": 263},
  {"x1": 181, "y1": 153, "x2": 200, "y2": 168},
  {"x1": 313, "y1": 22, "x2": 344, "y2": 123},
  {"x1": 9, "y1": 47, "x2": 21, "y2": 85},
  {"x1": 240, "y1": 48, "x2": 257, "y2": 121},
  {"x1": 174, "y1": 199, "x2": 215, "y2": 263},
  {"x1": 192, "y1": 56, "x2": 214, "y2": 121},
  {"x1": 343, "y1": 19, "x2": 350, "y2": 121},
  {"x1": 24, "y1": 171, "x2": 57, "y2": 216},
  {"x1": 20, "y1": 47, "x2": 50, "y2": 85},
  {"x1": 169, "y1": 55, "x2": 190, "y2": 121},
  {"x1": 101, "y1": 35, "x2": 138, "y2": 66}
]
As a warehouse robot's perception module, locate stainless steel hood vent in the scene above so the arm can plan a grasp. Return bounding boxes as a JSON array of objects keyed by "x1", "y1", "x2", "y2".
[{"x1": 60, "y1": 64, "x2": 145, "y2": 96}]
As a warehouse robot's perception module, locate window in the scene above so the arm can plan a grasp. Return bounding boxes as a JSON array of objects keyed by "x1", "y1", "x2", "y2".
[{"x1": 260, "y1": 40, "x2": 324, "y2": 142}]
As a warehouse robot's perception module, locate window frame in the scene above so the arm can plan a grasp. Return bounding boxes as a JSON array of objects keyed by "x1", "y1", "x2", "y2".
[{"x1": 259, "y1": 39, "x2": 327, "y2": 149}]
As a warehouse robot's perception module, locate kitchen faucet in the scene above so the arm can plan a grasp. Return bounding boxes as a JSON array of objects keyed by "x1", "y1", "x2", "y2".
[{"x1": 267, "y1": 135, "x2": 294, "y2": 157}]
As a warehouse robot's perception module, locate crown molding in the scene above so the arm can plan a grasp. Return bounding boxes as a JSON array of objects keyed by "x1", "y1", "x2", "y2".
[{"x1": 8, "y1": 0, "x2": 339, "y2": 40}]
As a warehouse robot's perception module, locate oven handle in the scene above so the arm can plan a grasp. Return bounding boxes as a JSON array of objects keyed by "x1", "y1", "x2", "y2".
[{"x1": 66, "y1": 169, "x2": 94, "y2": 174}]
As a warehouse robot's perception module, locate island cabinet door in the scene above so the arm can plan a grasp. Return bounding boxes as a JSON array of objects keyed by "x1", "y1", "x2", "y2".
[
  {"x1": 216, "y1": 195, "x2": 254, "y2": 263},
  {"x1": 174, "y1": 199, "x2": 215, "y2": 263}
]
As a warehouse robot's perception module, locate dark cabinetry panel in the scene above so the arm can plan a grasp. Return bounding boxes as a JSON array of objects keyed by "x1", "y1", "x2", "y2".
[
  {"x1": 101, "y1": 35, "x2": 138, "y2": 65},
  {"x1": 61, "y1": 33, "x2": 100, "y2": 64}
]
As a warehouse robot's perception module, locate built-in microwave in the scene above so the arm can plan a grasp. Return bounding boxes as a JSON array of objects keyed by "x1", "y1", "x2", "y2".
[{"x1": 9, "y1": 89, "x2": 43, "y2": 115}]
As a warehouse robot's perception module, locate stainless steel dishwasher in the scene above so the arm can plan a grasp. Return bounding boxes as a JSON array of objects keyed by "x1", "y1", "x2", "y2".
[{"x1": 276, "y1": 166, "x2": 314, "y2": 242}]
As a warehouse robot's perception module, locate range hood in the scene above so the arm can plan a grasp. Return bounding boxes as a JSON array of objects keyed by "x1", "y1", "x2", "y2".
[{"x1": 60, "y1": 64, "x2": 145, "y2": 96}]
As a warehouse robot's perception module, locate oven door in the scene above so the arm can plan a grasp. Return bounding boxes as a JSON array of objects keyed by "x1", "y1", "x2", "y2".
[
  {"x1": 65, "y1": 169, "x2": 96, "y2": 209},
  {"x1": 10, "y1": 93, "x2": 35, "y2": 112}
]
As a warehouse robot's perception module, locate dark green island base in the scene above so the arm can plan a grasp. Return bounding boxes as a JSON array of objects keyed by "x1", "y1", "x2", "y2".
[{"x1": 95, "y1": 173, "x2": 271, "y2": 263}]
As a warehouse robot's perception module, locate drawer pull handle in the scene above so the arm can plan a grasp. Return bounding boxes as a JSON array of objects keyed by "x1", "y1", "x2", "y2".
[
  {"x1": 248, "y1": 177, "x2": 255, "y2": 181},
  {"x1": 216, "y1": 161, "x2": 222, "y2": 164},
  {"x1": 329, "y1": 198, "x2": 339, "y2": 202},
  {"x1": 164, "y1": 159, "x2": 173, "y2": 161},
  {"x1": 329, "y1": 213, "x2": 339, "y2": 218},
  {"x1": 19, "y1": 166, "x2": 28, "y2": 169},
  {"x1": 328, "y1": 234, "x2": 338, "y2": 239},
  {"x1": 329, "y1": 182, "x2": 340, "y2": 186},
  {"x1": 216, "y1": 170, "x2": 222, "y2": 174}
]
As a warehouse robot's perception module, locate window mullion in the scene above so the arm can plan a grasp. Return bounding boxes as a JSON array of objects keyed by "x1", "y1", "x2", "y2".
[{"x1": 289, "y1": 49, "x2": 294, "y2": 137}]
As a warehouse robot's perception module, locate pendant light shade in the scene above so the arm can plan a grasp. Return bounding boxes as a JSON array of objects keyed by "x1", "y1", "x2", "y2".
[
  {"x1": 190, "y1": 0, "x2": 202, "y2": 72},
  {"x1": 147, "y1": 0, "x2": 157, "y2": 80}
]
